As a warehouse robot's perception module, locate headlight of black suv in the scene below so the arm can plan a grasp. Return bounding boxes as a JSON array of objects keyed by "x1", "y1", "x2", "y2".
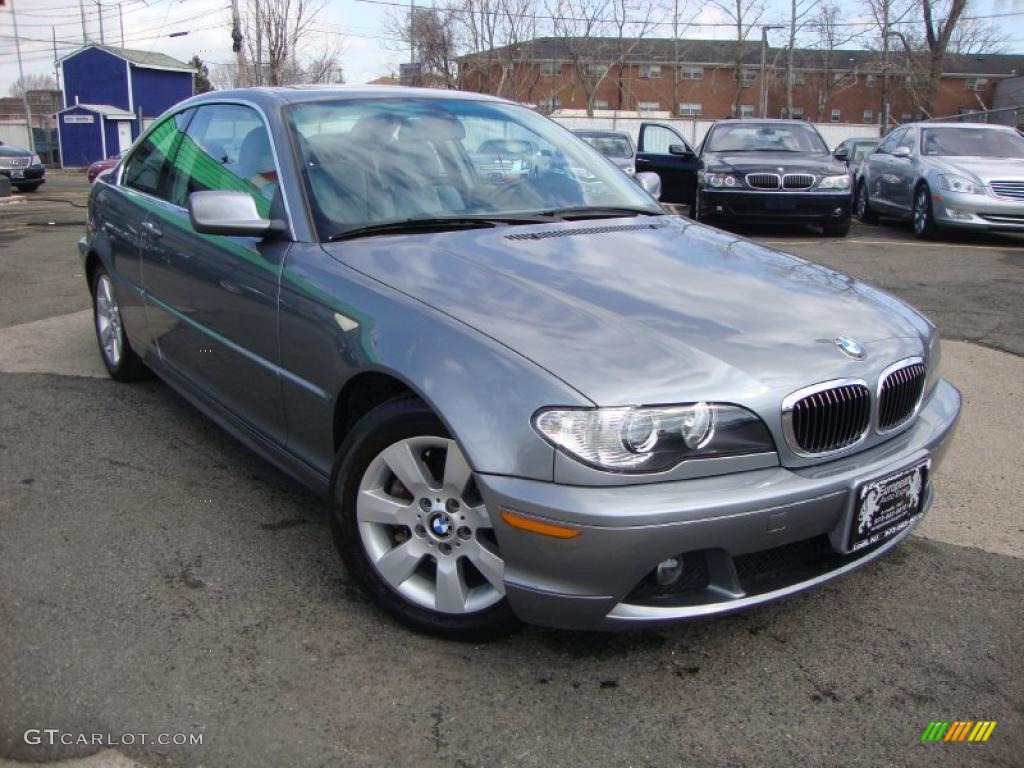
[
  {"x1": 533, "y1": 403, "x2": 775, "y2": 473},
  {"x1": 700, "y1": 171, "x2": 745, "y2": 189}
]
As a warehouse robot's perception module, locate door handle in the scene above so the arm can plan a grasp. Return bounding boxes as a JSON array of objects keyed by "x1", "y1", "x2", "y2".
[
  {"x1": 141, "y1": 221, "x2": 163, "y2": 238},
  {"x1": 636, "y1": 157, "x2": 651, "y2": 163}
]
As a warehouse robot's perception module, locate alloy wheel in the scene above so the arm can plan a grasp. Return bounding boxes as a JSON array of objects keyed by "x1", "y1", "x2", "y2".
[
  {"x1": 356, "y1": 436, "x2": 504, "y2": 615},
  {"x1": 94, "y1": 274, "x2": 123, "y2": 368},
  {"x1": 913, "y1": 188, "x2": 929, "y2": 236}
]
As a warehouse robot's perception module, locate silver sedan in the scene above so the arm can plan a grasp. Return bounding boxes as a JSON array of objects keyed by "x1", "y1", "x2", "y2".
[{"x1": 856, "y1": 122, "x2": 1024, "y2": 238}]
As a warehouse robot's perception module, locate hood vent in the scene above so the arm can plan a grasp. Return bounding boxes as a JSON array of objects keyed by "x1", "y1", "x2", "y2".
[{"x1": 505, "y1": 220, "x2": 668, "y2": 241}]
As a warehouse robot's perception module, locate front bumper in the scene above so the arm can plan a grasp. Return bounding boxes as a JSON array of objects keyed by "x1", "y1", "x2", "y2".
[
  {"x1": 0, "y1": 166, "x2": 45, "y2": 186},
  {"x1": 700, "y1": 188, "x2": 851, "y2": 222},
  {"x1": 480, "y1": 378, "x2": 960, "y2": 630},
  {"x1": 933, "y1": 190, "x2": 1024, "y2": 231}
]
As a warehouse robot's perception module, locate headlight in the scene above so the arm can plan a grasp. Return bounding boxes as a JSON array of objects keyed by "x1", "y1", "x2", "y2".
[
  {"x1": 533, "y1": 403, "x2": 775, "y2": 473},
  {"x1": 30, "y1": 154, "x2": 41, "y2": 166},
  {"x1": 817, "y1": 174, "x2": 851, "y2": 190},
  {"x1": 702, "y1": 172, "x2": 741, "y2": 188},
  {"x1": 938, "y1": 174, "x2": 982, "y2": 195},
  {"x1": 924, "y1": 333, "x2": 942, "y2": 396}
]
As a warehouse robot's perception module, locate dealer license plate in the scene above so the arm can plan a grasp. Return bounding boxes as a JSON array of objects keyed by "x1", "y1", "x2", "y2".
[
  {"x1": 849, "y1": 460, "x2": 930, "y2": 553},
  {"x1": 11, "y1": 170, "x2": 24, "y2": 178}
]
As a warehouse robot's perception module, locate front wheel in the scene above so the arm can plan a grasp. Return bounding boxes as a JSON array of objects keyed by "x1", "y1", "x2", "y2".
[
  {"x1": 92, "y1": 266, "x2": 147, "y2": 381},
  {"x1": 689, "y1": 189, "x2": 702, "y2": 221},
  {"x1": 330, "y1": 397, "x2": 521, "y2": 640},
  {"x1": 912, "y1": 184, "x2": 940, "y2": 240},
  {"x1": 856, "y1": 179, "x2": 878, "y2": 224}
]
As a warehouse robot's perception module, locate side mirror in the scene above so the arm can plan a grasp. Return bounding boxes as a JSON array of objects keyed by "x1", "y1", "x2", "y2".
[
  {"x1": 188, "y1": 190, "x2": 285, "y2": 237},
  {"x1": 833, "y1": 148, "x2": 849, "y2": 161},
  {"x1": 891, "y1": 146, "x2": 912, "y2": 159},
  {"x1": 668, "y1": 143, "x2": 692, "y2": 157},
  {"x1": 635, "y1": 171, "x2": 662, "y2": 200}
]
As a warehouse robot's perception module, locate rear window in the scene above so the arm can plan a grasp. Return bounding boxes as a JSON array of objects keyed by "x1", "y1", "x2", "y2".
[{"x1": 578, "y1": 134, "x2": 634, "y2": 158}]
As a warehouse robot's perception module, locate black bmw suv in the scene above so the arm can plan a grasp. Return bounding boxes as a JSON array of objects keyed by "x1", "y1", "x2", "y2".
[
  {"x1": 691, "y1": 119, "x2": 852, "y2": 236},
  {"x1": 0, "y1": 141, "x2": 46, "y2": 193}
]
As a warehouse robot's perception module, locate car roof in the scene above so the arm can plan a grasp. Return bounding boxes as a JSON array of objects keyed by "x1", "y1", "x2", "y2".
[
  {"x1": 906, "y1": 121, "x2": 1015, "y2": 132},
  {"x1": 573, "y1": 129, "x2": 631, "y2": 138},
  {"x1": 180, "y1": 85, "x2": 515, "y2": 110}
]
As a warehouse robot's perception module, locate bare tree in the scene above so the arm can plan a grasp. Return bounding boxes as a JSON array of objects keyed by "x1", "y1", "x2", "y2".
[
  {"x1": 8, "y1": 74, "x2": 58, "y2": 97},
  {"x1": 918, "y1": 0, "x2": 969, "y2": 118},
  {"x1": 709, "y1": 0, "x2": 765, "y2": 116},
  {"x1": 547, "y1": 0, "x2": 612, "y2": 115},
  {"x1": 244, "y1": 0, "x2": 341, "y2": 86},
  {"x1": 860, "y1": 0, "x2": 916, "y2": 127},
  {"x1": 809, "y1": 2, "x2": 860, "y2": 121},
  {"x1": 784, "y1": 0, "x2": 814, "y2": 118}
]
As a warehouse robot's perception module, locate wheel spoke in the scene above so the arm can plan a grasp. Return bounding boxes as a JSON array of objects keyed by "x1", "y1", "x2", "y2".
[
  {"x1": 467, "y1": 542, "x2": 505, "y2": 594},
  {"x1": 357, "y1": 489, "x2": 412, "y2": 525},
  {"x1": 462, "y1": 502, "x2": 491, "y2": 530},
  {"x1": 442, "y1": 440, "x2": 472, "y2": 495},
  {"x1": 373, "y1": 540, "x2": 423, "y2": 586},
  {"x1": 434, "y1": 557, "x2": 469, "y2": 613},
  {"x1": 380, "y1": 441, "x2": 433, "y2": 493}
]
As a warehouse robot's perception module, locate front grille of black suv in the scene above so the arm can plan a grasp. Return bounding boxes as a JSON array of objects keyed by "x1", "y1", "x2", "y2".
[
  {"x1": 877, "y1": 361, "x2": 926, "y2": 433},
  {"x1": 786, "y1": 382, "x2": 871, "y2": 455}
]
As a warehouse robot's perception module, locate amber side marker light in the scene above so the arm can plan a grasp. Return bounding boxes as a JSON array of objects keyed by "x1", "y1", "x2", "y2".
[{"x1": 500, "y1": 510, "x2": 581, "y2": 539}]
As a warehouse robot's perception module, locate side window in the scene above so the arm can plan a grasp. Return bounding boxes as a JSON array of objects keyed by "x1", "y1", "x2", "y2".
[
  {"x1": 122, "y1": 110, "x2": 192, "y2": 198},
  {"x1": 877, "y1": 128, "x2": 905, "y2": 155},
  {"x1": 639, "y1": 124, "x2": 689, "y2": 154},
  {"x1": 166, "y1": 104, "x2": 277, "y2": 218}
]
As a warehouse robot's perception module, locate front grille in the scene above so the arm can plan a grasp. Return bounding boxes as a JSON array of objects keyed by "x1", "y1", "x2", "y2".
[
  {"x1": 783, "y1": 173, "x2": 815, "y2": 189},
  {"x1": 746, "y1": 173, "x2": 781, "y2": 189},
  {"x1": 980, "y1": 213, "x2": 1024, "y2": 224},
  {"x1": 0, "y1": 157, "x2": 30, "y2": 169},
  {"x1": 990, "y1": 180, "x2": 1024, "y2": 200},
  {"x1": 786, "y1": 382, "x2": 871, "y2": 455},
  {"x1": 877, "y1": 361, "x2": 925, "y2": 432}
]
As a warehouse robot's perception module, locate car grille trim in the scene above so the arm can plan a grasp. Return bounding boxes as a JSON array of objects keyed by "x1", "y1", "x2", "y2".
[
  {"x1": 0, "y1": 157, "x2": 31, "y2": 169},
  {"x1": 745, "y1": 173, "x2": 781, "y2": 190},
  {"x1": 989, "y1": 180, "x2": 1024, "y2": 200},
  {"x1": 782, "y1": 379, "x2": 871, "y2": 456},
  {"x1": 782, "y1": 173, "x2": 815, "y2": 189},
  {"x1": 876, "y1": 358, "x2": 926, "y2": 434},
  {"x1": 504, "y1": 220, "x2": 669, "y2": 240}
]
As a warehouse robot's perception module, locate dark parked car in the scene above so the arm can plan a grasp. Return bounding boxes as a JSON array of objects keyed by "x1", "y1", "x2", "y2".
[
  {"x1": 834, "y1": 137, "x2": 878, "y2": 202},
  {"x1": 573, "y1": 129, "x2": 637, "y2": 174},
  {"x1": 88, "y1": 152, "x2": 123, "y2": 183},
  {"x1": 81, "y1": 87, "x2": 959, "y2": 638},
  {"x1": 634, "y1": 122, "x2": 700, "y2": 205},
  {"x1": 691, "y1": 119, "x2": 853, "y2": 236},
  {"x1": 0, "y1": 141, "x2": 45, "y2": 192},
  {"x1": 469, "y1": 138, "x2": 539, "y2": 182}
]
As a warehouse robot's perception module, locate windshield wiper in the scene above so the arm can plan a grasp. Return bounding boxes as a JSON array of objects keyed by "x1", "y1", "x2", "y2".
[
  {"x1": 327, "y1": 215, "x2": 553, "y2": 242},
  {"x1": 538, "y1": 206, "x2": 664, "y2": 220}
]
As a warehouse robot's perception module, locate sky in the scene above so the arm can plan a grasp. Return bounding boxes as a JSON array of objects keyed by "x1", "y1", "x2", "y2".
[{"x1": 2, "y1": 0, "x2": 1023, "y2": 97}]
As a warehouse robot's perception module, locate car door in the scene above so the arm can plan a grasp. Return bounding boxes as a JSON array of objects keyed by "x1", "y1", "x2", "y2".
[
  {"x1": 636, "y1": 122, "x2": 699, "y2": 205},
  {"x1": 141, "y1": 102, "x2": 290, "y2": 446},
  {"x1": 888, "y1": 127, "x2": 919, "y2": 212},
  {"x1": 867, "y1": 128, "x2": 906, "y2": 211}
]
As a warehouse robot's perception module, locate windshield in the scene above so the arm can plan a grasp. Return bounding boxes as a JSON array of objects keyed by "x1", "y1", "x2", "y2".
[
  {"x1": 577, "y1": 134, "x2": 634, "y2": 158},
  {"x1": 921, "y1": 127, "x2": 1024, "y2": 158},
  {"x1": 851, "y1": 142, "x2": 876, "y2": 163},
  {"x1": 287, "y1": 98, "x2": 661, "y2": 239},
  {"x1": 706, "y1": 123, "x2": 828, "y2": 153}
]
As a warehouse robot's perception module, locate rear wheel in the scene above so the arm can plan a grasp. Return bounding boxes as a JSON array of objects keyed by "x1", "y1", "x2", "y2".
[
  {"x1": 92, "y1": 266, "x2": 147, "y2": 381},
  {"x1": 16, "y1": 182, "x2": 42, "y2": 193},
  {"x1": 330, "y1": 397, "x2": 521, "y2": 640},
  {"x1": 689, "y1": 189, "x2": 703, "y2": 221},
  {"x1": 912, "y1": 184, "x2": 940, "y2": 240},
  {"x1": 856, "y1": 179, "x2": 878, "y2": 224}
]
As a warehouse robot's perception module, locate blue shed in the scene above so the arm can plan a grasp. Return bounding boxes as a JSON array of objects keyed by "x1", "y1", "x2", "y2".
[{"x1": 56, "y1": 44, "x2": 193, "y2": 167}]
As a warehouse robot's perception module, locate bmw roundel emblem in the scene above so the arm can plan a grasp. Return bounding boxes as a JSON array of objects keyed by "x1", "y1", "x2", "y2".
[
  {"x1": 429, "y1": 513, "x2": 452, "y2": 537},
  {"x1": 834, "y1": 337, "x2": 865, "y2": 360}
]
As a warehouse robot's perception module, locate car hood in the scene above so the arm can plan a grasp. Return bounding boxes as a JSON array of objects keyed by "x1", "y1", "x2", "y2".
[
  {"x1": 704, "y1": 151, "x2": 847, "y2": 176},
  {"x1": 323, "y1": 217, "x2": 929, "y2": 406},
  {"x1": 927, "y1": 155, "x2": 1024, "y2": 182},
  {"x1": 0, "y1": 145, "x2": 31, "y2": 158}
]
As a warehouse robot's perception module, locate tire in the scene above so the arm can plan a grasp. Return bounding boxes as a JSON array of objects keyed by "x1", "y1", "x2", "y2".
[
  {"x1": 15, "y1": 182, "x2": 42, "y2": 193},
  {"x1": 91, "y1": 265, "x2": 148, "y2": 381},
  {"x1": 822, "y1": 218, "x2": 851, "y2": 237},
  {"x1": 689, "y1": 189, "x2": 702, "y2": 221},
  {"x1": 856, "y1": 179, "x2": 878, "y2": 224},
  {"x1": 912, "y1": 184, "x2": 940, "y2": 240},
  {"x1": 329, "y1": 397, "x2": 521, "y2": 640}
]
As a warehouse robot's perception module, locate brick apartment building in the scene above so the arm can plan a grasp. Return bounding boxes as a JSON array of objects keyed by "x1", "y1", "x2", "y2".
[{"x1": 459, "y1": 38, "x2": 1024, "y2": 125}]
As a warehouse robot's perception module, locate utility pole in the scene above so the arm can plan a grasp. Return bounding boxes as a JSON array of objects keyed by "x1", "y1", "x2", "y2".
[
  {"x1": 96, "y1": 1, "x2": 105, "y2": 44},
  {"x1": 10, "y1": 0, "x2": 37, "y2": 154},
  {"x1": 79, "y1": 0, "x2": 88, "y2": 43},
  {"x1": 758, "y1": 26, "x2": 779, "y2": 118},
  {"x1": 118, "y1": 3, "x2": 125, "y2": 47},
  {"x1": 231, "y1": 0, "x2": 248, "y2": 87}
]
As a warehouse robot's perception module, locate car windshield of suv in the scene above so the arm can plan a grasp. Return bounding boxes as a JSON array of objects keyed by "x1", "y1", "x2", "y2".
[
  {"x1": 577, "y1": 134, "x2": 634, "y2": 158},
  {"x1": 921, "y1": 127, "x2": 1024, "y2": 158},
  {"x1": 287, "y1": 98, "x2": 661, "y2": 239},
  {"x1": 706, "y1": 123, "x2": 828, "y2": 153}
]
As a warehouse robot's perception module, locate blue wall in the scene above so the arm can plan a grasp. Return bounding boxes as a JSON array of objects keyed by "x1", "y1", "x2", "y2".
[
  {"x1": 131, "y1": 66, "x2": 192, "y2": 118},
  {"x1": 104, "y1": 119, "x2": 123, "y2": 157},
  {"x1": 62, "y1": 48, "x2": 130, "y2": 111},
  {"x1": 58, "y1": 106, "x2": 104, "y2": 167}
]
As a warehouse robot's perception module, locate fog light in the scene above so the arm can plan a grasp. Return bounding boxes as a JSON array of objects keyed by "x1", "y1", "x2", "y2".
[
  {"x1": 656, "y1": 556, "x2": 684, "y2": 586},
  {"x1": 945, "y1": 207, "x2": 973, "y2": 220},
  {"x1": 833, "y1": 207, "x2": 844, "y2": 216}
]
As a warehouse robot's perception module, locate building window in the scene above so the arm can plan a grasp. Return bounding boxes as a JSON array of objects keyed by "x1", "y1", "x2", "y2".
[
  {"x1": 736, "y1": 68, "x2": 757, "y2": 85},
  {"x1": 865, "y1": 74, "x2": 877, "y2": 87},
  {"x1": 538, "y1": 97, "x2": 561, "y2": 112},
  {"x1": 739, "y1": 104, "x2": 755, "y2": 118},
  {"x1": 900, "y1": 112, "x2": 912, "y2": 122},
  {"x1": 540, "y1": 62, "x2": 562, "y2": 77},
  {"x1": 862, "y1": 109, "x2": 874, "y2": 123},
  {"x1": 831, "y1": 108, "x2": 841, "y2": 123},
  {"x1": 791, "y1": 71, "x2": 806, "y2": 86},
  {"x1": 640, "y1": 64, "x2": 661, "y2": 79},
  {"x1": 965, "y1": 77, "x2": 989, "y2": 91},
  {"x1": 587, "y1": 63, "x2": 606, "y2": 78},
  {"x1": 593, "y1": 99, "x2": 609, "y2": 110},
  {"x1": 782, "y1": 106, "x2": 804, "y2": 119},
  {"x1": 637, "y1": 101, "x2": 661, "y2": 113},
  {"x1": 678, "y1": 102, "x2": 702, "y2": 117},
  {"x1": 679, "y1": 66, "x2": 704, "y2": 80}
]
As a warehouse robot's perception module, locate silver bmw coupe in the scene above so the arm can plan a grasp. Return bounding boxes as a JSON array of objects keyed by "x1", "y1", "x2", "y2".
[{"x1": 81, "y1": 87, "x2": 960, "y2": 638}]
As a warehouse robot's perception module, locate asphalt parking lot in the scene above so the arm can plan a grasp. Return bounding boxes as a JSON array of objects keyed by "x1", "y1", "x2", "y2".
[{"x1": 1, "y1": 175, "x2": 1022, "y2": 768}]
